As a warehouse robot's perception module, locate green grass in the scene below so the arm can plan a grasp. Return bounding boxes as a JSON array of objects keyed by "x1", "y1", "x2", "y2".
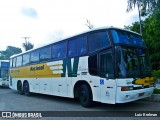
[{"x1": 153, "y1": 88, "x2": 160, "y2": 94}]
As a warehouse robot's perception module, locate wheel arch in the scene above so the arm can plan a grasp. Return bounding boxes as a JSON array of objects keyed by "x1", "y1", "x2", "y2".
[
  {"x1": 23, "y1": 80, "x2": 29, "y2": 86},
  {"x1": 73, "y1": 80, "x2": 93, "y2": 99}
]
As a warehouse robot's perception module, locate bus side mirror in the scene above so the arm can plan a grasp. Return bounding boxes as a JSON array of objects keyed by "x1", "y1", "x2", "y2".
[{"x1": 106, "y1": 74, "x2": 114, "y2": 79}]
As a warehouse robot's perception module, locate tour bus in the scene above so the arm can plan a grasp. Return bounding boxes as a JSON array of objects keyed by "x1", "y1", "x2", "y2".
[
  {"x1": 0, "y1": 60, "x2": 9, "y2": 86},
  {"x1": 9, "y1": 27, "x2": 154, "y2": 107}
]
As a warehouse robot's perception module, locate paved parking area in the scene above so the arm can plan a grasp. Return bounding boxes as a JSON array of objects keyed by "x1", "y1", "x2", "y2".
[{"x1": 0, "y1": 87, "x2": 160, "y2": 120}]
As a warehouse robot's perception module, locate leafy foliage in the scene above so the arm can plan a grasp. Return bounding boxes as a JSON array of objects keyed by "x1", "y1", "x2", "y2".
[
  {"x1": 22, "y1": 40, "x2": 34, "y2": 51},
  {"x1": 126, "y1": 10, "x2": 160, "y2": 70},
  {"x1": 152, "y1": 70, "x2": 160, "y2": 80},
  {"x1": 153, "y1": 88, "x2": 160, "y2": 94},
  {"x1": 126, "y1": 0, "x2": 160, "y2": 16},
  {"x1": 0, "y1": 46, "x2": 22, "y2": 60}
]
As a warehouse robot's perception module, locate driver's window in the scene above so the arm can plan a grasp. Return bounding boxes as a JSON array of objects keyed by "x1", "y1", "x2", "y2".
[{"x1": 100, "y1": 51, "x2": 114, "y2": 78}]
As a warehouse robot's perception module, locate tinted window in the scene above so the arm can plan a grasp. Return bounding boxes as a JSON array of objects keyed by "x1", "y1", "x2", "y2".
[
  {"x1": 16, "y1": 56, "x2": 22, "y2": 67},
  {"x1": 88, "y1": 55, "x2": 98, "y2": 76},
  {"x1": 40, "y1": 46, "x2": 51, "y2": 61},
  {"x1": 68, "y1": 36, "x2": 87, "y2": 57},
  {"x1": 23, "y1": 53, "x2": 30, "y2": 65},
  {"x1": 68, "y1": 39, "x2": 76, "y2": 57},
  {"x1": 52, "y1": 42, "x2": 66, "y2": 59},
  {"x1": 1, "y1": 62, "x2": 9, "y2": 68},
  {"x1": 100, "y1": 52, "x2": 114, "y2": 78},
  {"x1": 88, "y1": 31, "x2": 110, "y2": 53},
  {"x1": 30, "y1": 50, "x2": 39, "y2": 63},
  {"x1": 111, "y1": 29, "x2": 146, "y2": 47},
  {"x1": 78, "y1": 36, "x2": 87, "y2": 55}
]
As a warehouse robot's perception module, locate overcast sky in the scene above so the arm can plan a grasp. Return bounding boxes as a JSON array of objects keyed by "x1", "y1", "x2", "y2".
[{"x1": 0, "y1": 0, "x2": 139, "y2": 51}]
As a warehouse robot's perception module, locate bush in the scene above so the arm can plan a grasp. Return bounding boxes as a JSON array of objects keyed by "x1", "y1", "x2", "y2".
[
  {"x1": 153, "y1": 88, "x2": 160, "y2": 94},
  {"x1": 152, "y1": 70, "x2": 160, "y2": 82},
  {"x1": 152, "y1": 70, "x2": 160, "y2": 94}
]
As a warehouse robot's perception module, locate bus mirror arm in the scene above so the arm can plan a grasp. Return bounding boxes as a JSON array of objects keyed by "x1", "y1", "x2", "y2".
[
  {"x1": 100, "y1": 74, "x2": 111, "y2": 80},
  {"x1": 106, "y1": 74, "x2": 109, "y2": 80},
  {"x1": 105, "y1": 74, "x2": 114, "y2": 80}
]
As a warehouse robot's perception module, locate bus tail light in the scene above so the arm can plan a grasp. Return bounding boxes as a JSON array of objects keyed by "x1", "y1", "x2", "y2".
[{"x1": 121, "y1": 86, "x2": 133, "y2": 91}]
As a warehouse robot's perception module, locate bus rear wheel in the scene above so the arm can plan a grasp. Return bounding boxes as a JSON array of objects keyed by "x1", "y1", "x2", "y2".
[
  {"x1": 17, "y1": 81, "x2": 23, "y2": 95},
  {"x1": 23, "y1": 82, "x2": 30, "y2": 96},
  {"x1": 79, "y1": 84, "x2": 93, "y2": 108}
]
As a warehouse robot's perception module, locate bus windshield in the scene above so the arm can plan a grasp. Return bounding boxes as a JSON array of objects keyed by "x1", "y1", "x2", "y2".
[
  {"x1": 111, "y1": 29, "x2": 146, "y2": 47},
  {"x1": 0, "y1": 69, "x2": 9, "y2": 78},
  {"x1": 116, "y1": 46, "x2": 151, "y2": 78}
]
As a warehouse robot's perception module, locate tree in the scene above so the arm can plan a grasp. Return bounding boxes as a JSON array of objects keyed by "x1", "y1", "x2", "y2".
[
  {"x1": 85, "y1": 19, "x2": 94, "y2": 29},
  {"x1": 22, "y1": 37, "x2": 34, "y2": 51},
  {"x1": 126, "y1": 0, "x2": 160, "y2": 16},
  {"x1": 0, "y1": 46, "x2": 22, "y2": 60},
  {"x1": 126, "y1": 0, "x2": 160, "y2": 70},
  {"x1": 126, "y1": 10, "x2": 160, "y2": 70},
  {"x1": 126, "y1": 0, "x2": 160, "y2": 35}
]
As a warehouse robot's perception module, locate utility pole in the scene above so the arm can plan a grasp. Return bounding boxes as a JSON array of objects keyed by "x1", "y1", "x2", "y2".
[{"x1": 21, "y1": 37, "x2": 30, "y2": 43}]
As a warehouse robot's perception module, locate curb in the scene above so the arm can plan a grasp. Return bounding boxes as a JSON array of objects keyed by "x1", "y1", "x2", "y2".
[{"x1": 142, "y1": 94, "x2": 160, "y2": 102}]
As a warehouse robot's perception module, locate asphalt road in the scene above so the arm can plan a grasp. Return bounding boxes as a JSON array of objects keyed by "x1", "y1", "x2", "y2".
[{"x1": 0, "y1": 86, "x2": 160, "y2": 120}]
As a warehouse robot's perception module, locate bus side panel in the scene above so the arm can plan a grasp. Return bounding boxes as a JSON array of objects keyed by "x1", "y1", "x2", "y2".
[
  {"x1": 39, "y1": 78, "x2": 51, "y2": 94},
  {"x1": 78, "y1": 57, "x2": 101, "y2": 102},
  {"x1": 47, "y1": 60, "x2": 68, "y2": 97},
  {"x1": 9, "y1": 78, "x2": 17, "y2": 90},
  {"x1": 67, "y1": 58, "x2": 82, "y2": 98},
  {"x1": 10, "y1": 68, "x2": 20, "y2": 90},
  {"x1": 100, "y1": 78, "x2": 116, "y2": 104},
  {"x1": 78, "y1": 56, "x2": 117, "y2": 104}
]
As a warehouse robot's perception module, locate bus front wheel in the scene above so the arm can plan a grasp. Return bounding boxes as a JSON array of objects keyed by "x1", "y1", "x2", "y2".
[
  {"x1": 23, "y1": 82, "x2": 30, "y2": 96},
  {"x1": 79, "y1": 84, "x2": 93, "y2": 108}
]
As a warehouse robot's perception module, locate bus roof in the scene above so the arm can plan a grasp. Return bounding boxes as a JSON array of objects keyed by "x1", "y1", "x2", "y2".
[
  {"x1": 0, "y1": 60, "x2": 9, "y2": 62},
  {"x1": 10, "y1": 26, "x2": 141, "y2": 58}
]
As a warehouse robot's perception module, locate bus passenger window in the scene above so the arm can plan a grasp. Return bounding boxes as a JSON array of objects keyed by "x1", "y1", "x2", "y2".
[
  {"x1": 68, "y1": 36, "x2": 87, "y2": 57},
  {"x1": 30, "y1": 50, "x2": 39, "y2": 63},
  {"x1": 68, "y1": 39, "x2": 77, "y2": 57},
  {"x1": 16, "y1": 56, "x2": 22, "y2": 67},
  {"x1": 23, "y1": 53, "x2": 30, "y2": 65},
  {"x1": 88, "y1": 31, "x2": 110, "y2": 53},
  {"x1": 52, "y1": 42, "x2": 66, "y2": 60},
  {"x1": 77, "y1": 36, "x2": 87, "y2": 56},
  {"x1": 40, "y1": 46, "x2": 51, "y2": 61}
]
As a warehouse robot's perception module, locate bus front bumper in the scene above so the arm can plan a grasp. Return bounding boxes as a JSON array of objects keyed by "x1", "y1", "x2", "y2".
[
  {"x1": 0, "y1": 81, "x2": 9, "y2": 86},
  {"x1": 116, "y1": 87, "x2": 154, "y2": 103}
]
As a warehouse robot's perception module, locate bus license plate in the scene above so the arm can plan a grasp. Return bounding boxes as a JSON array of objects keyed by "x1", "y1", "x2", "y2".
[{"x1": 139, "y1": 93, "x2": 144, "y2": 97}]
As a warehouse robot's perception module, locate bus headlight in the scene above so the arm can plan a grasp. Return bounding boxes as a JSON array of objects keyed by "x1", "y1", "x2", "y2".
[{"x1": 121, "y1": 86, "x2": 133, "y2": 91}]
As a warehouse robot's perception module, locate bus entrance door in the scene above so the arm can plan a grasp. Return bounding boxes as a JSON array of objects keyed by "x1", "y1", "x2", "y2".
[{"x1": 99, "y1": 51, "x2": 116, "y2": 104}]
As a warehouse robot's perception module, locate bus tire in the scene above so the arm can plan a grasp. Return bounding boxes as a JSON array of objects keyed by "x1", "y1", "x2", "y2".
[
  {"x1": 17, "y1": 81, "x2": 23, "y2": 95},
  {"x1": 23, "y1": 82, "x2": 30, "y2": 96},
  {"x1": 79, "y1": 84, "x2": 93, "y2": 108}
]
